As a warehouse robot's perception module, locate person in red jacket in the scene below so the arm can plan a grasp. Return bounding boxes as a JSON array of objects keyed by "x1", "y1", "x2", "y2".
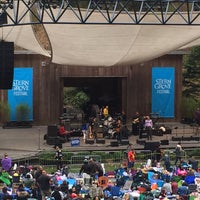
[{"x1": 58, "y1": 123, "x2": 71, "y2": 142}]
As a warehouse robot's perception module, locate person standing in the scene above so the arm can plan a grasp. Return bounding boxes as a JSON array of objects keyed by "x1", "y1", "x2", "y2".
[
  {"x1": 1, "y1": 153, "x2": 12, "y2": 172},
  {"x1": 174, "y1": 142, "x2": 183, "y2": 166},
  {"x1": 115, "y1": 118, "x2": 123, "y2": 144},
  {"x1": 132, "y1": 111, "x2": 141, "y2": 135},
  {"x1": 79, "y1": 159, "x2": 90, "y2": 176},
  {"x1": 121, "y1": 110, "x2": 127, "y2": 125},
  {"x1": 144, "y1": 115, "x2": 153, "y2": 140},
  {"x1": 81, "y1": 121, "x2": 89, "y2": 142},
  {"x1": 127, "y1": 148, "x2": 135, "y2": 172},
  {"x1": 89, "y1": 117, "x2": 99, "y2": 139},
  {"x1": 161, "y1": 153, "x2": 171, "y2": 172},
  {"x1": 54, "y1": 146, "x2": 63, "y2": 170},
  {"x1": 103, "y1": 106, "x2": 109, "y2": 119},
  {"x1": 37, "y1": 170, "x2": 52, "y2": 199},
  {"x1": 194, "y1": 108, "x2": 200, "y2": 125}
]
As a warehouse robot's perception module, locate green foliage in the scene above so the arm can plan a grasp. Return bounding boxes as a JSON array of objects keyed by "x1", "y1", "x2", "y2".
[
  {"x1": 183, "y1": 46, "x2": 200, "y2": 100},
  {"x1": 63, "y1": 88, "x2": 90, "y2": 109},
  {"x1": 187, "y1": 148, "x2": 200, "y2": 157},
  {"x1": 16, "y1": 103, "x2": 31, "y2": 121},
  {"x1": 92, "y1": 151, "x2": 124, "y2": 162},
  {"x1": 181, "y1": 96, "x2": 198, "y2": 119},
  {"x1": 0, "y1": 102, "x2": 10, "y2": 122},
  {"x1": 39, "y1": 151, "x2": 74, "y2": 161}
]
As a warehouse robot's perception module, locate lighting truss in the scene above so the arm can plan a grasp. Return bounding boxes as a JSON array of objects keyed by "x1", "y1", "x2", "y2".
[{"x1": 0, "y1": 0, "x2": 200, "y2": 26}]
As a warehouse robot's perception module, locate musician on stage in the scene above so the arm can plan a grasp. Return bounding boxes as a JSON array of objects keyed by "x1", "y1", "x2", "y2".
[
  {"x1": 58, "y1": 123, "x2": 71, "y2": 142},
  {"x1": 89, "y1": 117, "x2": 99, "y2": 139},
  {"x1": 132, "y1": 111, "x2": 143, "y2": 136}
]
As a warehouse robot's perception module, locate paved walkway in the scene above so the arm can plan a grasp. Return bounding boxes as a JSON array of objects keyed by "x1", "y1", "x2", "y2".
[{"x1": 0, "y1": 122, "x2": 199, "y2": 160}]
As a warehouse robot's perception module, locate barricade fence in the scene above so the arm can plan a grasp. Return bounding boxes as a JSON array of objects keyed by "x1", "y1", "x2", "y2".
[{"x1": 12, "y1": 149, "x2": 197, "y2": 172}]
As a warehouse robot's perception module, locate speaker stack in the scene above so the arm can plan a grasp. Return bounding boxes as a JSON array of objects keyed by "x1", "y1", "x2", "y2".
[
  {"x1": 46, "y1": 125, "x2": 60, "y2": 146},
  {"x1": 0, "y1": 41, "x2": 14, "y2": 89},
  {"x1": 144, "y1": 141, "x2": 160, "y2": 151},
  {"x1": 47, "y1": 125, "x2": 58, "y2": 137},
  {"x1": 96, "y1": 131, "x2": 105, "y2": 144}
]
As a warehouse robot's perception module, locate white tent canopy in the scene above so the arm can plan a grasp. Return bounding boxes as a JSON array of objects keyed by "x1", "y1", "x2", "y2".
[
  {"x1": 2, "y1": 9, "x2": 200, "y2": 67},
  {"x1": 44, "y1": 24, "x2": 200, "y2": 67}
]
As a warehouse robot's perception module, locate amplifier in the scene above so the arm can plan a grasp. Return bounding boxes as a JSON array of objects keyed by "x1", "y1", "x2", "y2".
[
  {"x1": 110, "y1": 141, "x2": 119, "y2": 147},
  {"x1": 85, "y1": 139, "x2": 95, "y2": 144},
  {"x1": 96, "y1": 139, "x2": 105, "y2": 144},
  {"x1": 120, "y1": 140, "x2": 129, "y2": 145}
]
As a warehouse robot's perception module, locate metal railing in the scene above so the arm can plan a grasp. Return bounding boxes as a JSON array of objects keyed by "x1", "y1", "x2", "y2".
[{"x1": 12, "y1": 149, "x2": 187, "y2": 167}]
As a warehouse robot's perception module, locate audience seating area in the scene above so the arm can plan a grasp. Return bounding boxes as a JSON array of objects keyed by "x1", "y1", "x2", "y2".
[{"x1": 0, "y1": 158, "x2": 200, "y2": 199}]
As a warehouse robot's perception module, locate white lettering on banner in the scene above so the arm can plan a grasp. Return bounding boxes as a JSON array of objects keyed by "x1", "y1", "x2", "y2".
[
  {"x1": 13, "y1": 91, "x2": 28, "y2": 96},
  {"x1": 154, "y1": 79, "x2": 171, "y2": 94},
  {"x1": 12, "y1": 80, "x2": 29, "y2": 96}
]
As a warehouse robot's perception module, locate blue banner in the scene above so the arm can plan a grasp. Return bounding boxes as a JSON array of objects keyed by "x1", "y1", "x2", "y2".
[
  {"x1": 152, "y1": 67, "x2": 175, "y2": 118},
  {"x1": 8, "y1": 68, "x2": 33, "y2": 121}
]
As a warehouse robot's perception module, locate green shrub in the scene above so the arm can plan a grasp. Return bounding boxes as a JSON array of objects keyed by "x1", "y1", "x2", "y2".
[
  {"x1": 181, "y1": 97, "x2": 197, "y2": 119},
  {"x1": 0, "y1": 102, "x2": 10, "y2": 122},
  {"x1": 16, "y1": 103, "x2": 31, "y2": 121}
]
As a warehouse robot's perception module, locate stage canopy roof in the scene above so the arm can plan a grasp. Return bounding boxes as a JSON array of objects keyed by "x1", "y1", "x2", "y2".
[{"x1": 2, "y1": 7, "x2": 200, "y2": 67}]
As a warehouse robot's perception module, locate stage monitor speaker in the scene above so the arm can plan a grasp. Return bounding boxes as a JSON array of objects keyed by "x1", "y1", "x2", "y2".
[
  {"x1": 46, "y1": 136, "x2": 60, "y2": 146},
  {"x1": 0, "y1": 41, "x2": 14, "y2": 89},
  {"x1": 47, "y1": 125, "x2": 58, "y2": 137},
  {"x1": 85, "y1": 139, "x2": 94, "y2": 144},
  {"x1": 160, "y1": 140, "x2": 169, "y2": 145},
  {"x1": 144, "y1": 141, "x2": 160, "y2": 151},
  {"x1": 136, "y1": 139, "x2": 146, "y2": 145},
  {"x1": 96, "y1": 139, "x2": 105, "y2": 144},
  {"x1": 120, "y1": 140, "x2": 129, "y2": 145},
  {"x1": 110, "y1": 141, "x2": 118, "y2": 147}
]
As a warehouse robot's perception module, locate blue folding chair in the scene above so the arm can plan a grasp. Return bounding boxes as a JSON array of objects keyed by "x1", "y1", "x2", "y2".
[{"x1": 110, "y1": 186, "x2": 123, "y2": 198}]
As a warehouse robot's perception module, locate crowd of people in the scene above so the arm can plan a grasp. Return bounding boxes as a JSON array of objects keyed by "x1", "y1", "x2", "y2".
[
  {"x1": 0, "y1": 141, "x2": 199, "y2": 200},
  {"x1": 0, "y1": 152, "x2": 106, "y2": 200}
]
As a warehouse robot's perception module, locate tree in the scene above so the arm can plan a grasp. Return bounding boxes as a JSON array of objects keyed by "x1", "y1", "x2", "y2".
[
  {"x1": 183, "y1": 46, "x2": 200, "y2": 100},
  {"x1": 63, "y1": 87, "x2": 90, "y2": 110}
]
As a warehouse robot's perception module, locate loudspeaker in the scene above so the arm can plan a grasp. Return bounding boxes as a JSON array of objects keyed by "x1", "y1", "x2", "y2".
[
  {"x1": 144, "y1": 141, "x2": 160, "y2": 151},
  {"x1": 47, "y1": 125, "x2": 58, "y2": 137},
  {"x1": 136, "y1": 139, "x2": 146, "y2": 145},
  {"x1": 191, "y1": 136, "x2": 200, "y2": 141},
  {"x1": 0, "y1": 41, "x2": 14, "y2": 89},
  {"x1": 96, "y1": 133, "x2": 104, "y2": 138},
  {"x1": 0, "y1": 12, "x2": 7, "y2": 25},
  {"x1": 96, "y1": 139, "x2": 105, "y2": 144},
  {"x1": 120, "y1": 140, "x2": 129, "y2": 145},
  {"x1": 110, "y1": 141, "x2": 118, "y2": 147},
  {"x1": 85, "y1": 139, "x2": 94, "y2": 144},
  {"x1": 160, "y1": 140, "x2": 169, "y2": 145},
  {"x1": 182, "y1": 136, "x2": 192, "y2": 141},
  {"x1": 171, "y1": 136, "x2": 182, "y2": 141},
  {"x1": 46, "y1": 136, "x2": 59, "y2": 145}
]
